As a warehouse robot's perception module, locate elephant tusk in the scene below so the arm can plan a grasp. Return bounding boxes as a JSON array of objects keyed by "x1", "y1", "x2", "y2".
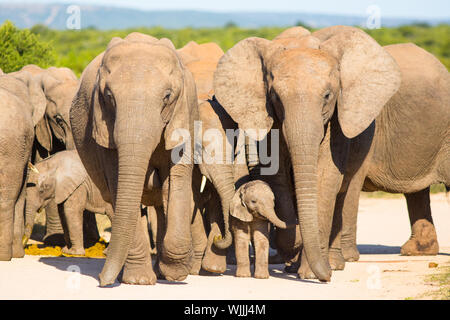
[
  {"x1": 28, "y1": 162, "x2": 39, "y2": 174},
  {"x1": 200, "y1": 175, "x2": 207, "y2": 193}
]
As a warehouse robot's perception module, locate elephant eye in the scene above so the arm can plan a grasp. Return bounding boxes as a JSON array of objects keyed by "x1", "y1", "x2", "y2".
[
  {"x1": 323, "y1": 90, "x2": 332, "y2": 103},
  {"x1": 163, "y1": 90, "x2": 172, "y2": 104}
]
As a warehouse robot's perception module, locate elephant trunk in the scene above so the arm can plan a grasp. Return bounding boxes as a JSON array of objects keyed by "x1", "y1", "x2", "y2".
[
  {"x1": 259, "y1": 207, "x2": 288, "y2": 229},
  {"x1": 211, "y1": 165, "x2": 235, "y2": 249},
  {"x1": 284, "y1": 111, "x2": 331, "y2": 282},
  {"x1": 98, "y1": 100, "x2": 160, "y2": 287}
]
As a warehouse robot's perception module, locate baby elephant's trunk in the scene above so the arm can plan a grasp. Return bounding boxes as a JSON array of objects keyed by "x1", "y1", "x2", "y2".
[{"x1": 259, "y1": 207, "x2": 289, "y2": 229}]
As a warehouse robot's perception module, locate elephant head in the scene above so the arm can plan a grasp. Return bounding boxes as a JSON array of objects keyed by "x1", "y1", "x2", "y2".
[
  {"x1": 70, "y1": 33, "x2": 198, "y2": 285},
  {"x1": 11, "y1": 66, "x2": 79, "y2": 153},
  {"x1": 231, "y1": 180, "x2": 289, "y2": 229},
  {"x1": 23, "y1": 150, "x2": 87, "y2": 246},
  {"x1": 213, "y1": 26, "x2": 401, "y2": 281}
]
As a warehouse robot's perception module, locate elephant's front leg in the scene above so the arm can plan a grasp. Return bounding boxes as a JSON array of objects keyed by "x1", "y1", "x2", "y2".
[
  {"x1": 12, "y1": 181, "x2": 26, "y2": 258},
  {"x1": 190, "y1": 207, "x2": 207, "y2": 275},
  {"x1": 43, "y1": 200, "x2": 66, "y2": 247},
  {"x1": 202, "y1": 191, "x2": 227, "y2": 273},
  {"x1": 122, "y1": 212, "x2": 156, "y2": 285},
  {"x1": 232, "y1": 219, "x2": 251, "y2": 278},
  {"x1": 252, "y1": 219, "x2": 270, "y2": 279},
  {"x1": 61, "y1": 187, "x2": 87, "y2": 256}
]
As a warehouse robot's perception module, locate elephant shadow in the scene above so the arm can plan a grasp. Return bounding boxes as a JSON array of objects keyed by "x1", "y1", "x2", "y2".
[
  {"x1": 37, "y1": 256, "x2": 118, "y2": 286},
  {"x1": 357, "y1": 244, "x2": 402, "y2": 254},
  {"x1": 38, "y1": 257, "x2": 189, "y2": 286}
]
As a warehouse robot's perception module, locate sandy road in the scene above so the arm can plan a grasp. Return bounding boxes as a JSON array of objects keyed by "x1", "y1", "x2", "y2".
[{"x1": 0, "y1": 193, "x2": 448, "y2": 300}]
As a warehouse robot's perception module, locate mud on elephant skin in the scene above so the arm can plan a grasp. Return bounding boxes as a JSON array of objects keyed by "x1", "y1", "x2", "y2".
[
  {"x1": 213, "y1": 26, "x2": 401, "y2": 281},
  {"x1": 23, "y1": 150, "x2": 114, "y2": 256},
  {"x1": 70, "y1": 32, "x2": 198, "y2": 286}
]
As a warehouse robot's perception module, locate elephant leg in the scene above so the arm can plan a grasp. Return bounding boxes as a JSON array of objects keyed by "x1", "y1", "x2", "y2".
[
  {"x1": 12, "y1": 180, "x2": 26, "y2": 258},
  {"x1": 0, "y1": 198, "x2": 15, "y2": 261},
  {"x1": 190, "y1": 207, "x2": 207, "y2": 275},
  {"x1": 401, "y1": 187, "x2": 439, "y2": 256},
  {"x1": 202, "y1": 191, "x2": 227, "y2": 273},
  {"x1": 252, "y1": 220, "x2": 270, "y2": 279},
  {"x1": 233, "y1": 220, "x2": 251, "y2": 278},
  {"x1": 121, "y1": 211, "x2": 156, "y2": 285},
  {"x1": 61, "y1": 189, "x2": 86, "y2": 256},
  {"x1": 83, "y1": 210, "x2": 100, "y2": 248},
  {"x1": 153, "y1": 205, "x2": 166, "y2": 280},
  {"x1": 147, "y1": 206, "x2": 158, "y2": 255},
  {"x1": 43, "y1": 200, "x2": 66, "y2": 247},
  {"x1": 328, "y1": 192, "x2": 345, "y2": 270}
]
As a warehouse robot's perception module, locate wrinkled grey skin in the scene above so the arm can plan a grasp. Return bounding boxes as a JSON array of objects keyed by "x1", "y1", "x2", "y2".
[
  {"x1": 11, "y1": 65, "x2": 80, "y2": 246},
  {"x1": 334, "y1": 43, "x2": 450, "y2": 264},
  {"x1": 23, "y1": 150, "x2": 113, "y2": 256},
  {"x1": 231, "y1": 180, "x2": 290, "y2": 279},
  {"x1": 70, "y1": 33, "x2": 198, "y2": 286},
  {"x1": 0, "y1": 73, "x2": 41, "y2": 260},
  {"x1": 213, "y1": 26, "x2": 401, "y2": 281}
]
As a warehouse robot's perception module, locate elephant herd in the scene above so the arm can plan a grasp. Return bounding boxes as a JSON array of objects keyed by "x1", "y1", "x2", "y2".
[{"x1": 0, "y1": 26, "x2": 448, "y2": 287}]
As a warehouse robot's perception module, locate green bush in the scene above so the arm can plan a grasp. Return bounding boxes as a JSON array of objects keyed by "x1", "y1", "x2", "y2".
[{"x1": 0, "y1": 21, "x2": 55, "y2": 73}]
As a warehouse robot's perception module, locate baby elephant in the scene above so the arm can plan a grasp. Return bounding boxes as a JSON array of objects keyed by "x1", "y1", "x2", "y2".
[
  {"x1": 230, "y1": 180, "x2": 291, "y2": 279},
  {"x1": 24, "y1": 150, "x2": 113, "y2": 256}
]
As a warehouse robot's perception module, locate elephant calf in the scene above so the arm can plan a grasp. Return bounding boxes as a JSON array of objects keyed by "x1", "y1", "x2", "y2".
[
  {"x1": 230, "y1": 180, "x2": 290, "y2": 279},
  {"x1": 24, "y1": 150, "x2": 113, "y2": 256}
]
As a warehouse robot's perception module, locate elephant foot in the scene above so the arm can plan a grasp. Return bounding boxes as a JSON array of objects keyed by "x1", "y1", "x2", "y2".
[
  {"x1": 121, "y1": 261, "x2": 156, "y2": 285},
  {"x1": 254, "y1": 268, "x2": 269, "y2": 279},
  {"x1": 62, "y1": 246, "x2": 85, "y2": 257},
  {"x1": 401, "y1": 219, "x2": 439, "y2": 256},
  {"x1": 159, "y1": 255, "x2": 193, "y2": 282},
  {"x1": 328, "y1": 248, "x2": 345, "y2": 271},
  {"x1": 341, "y1": 243, "x2": 360, "y2": 262},
  {"x1": 236, "y1": 266, "x2": 251, "y2": 278},
  {"x1": 297, "y1": 263, "x2": 317, "y2": 280},
  {"x1": 43, "y1": 233, "x2": 66, "y2": 247},
  {"x1": 202, "y1": 251, "x2": 227, "y2": 273},
  {"x1": 0, "y1": 249, "x2": 12, "y2": 261},
  {"x1": 12, "y1": 243, "x2": 25, "y2": 258},
  {"x1": 190, "y1": 258, "x2": 202, "y2": 275}
]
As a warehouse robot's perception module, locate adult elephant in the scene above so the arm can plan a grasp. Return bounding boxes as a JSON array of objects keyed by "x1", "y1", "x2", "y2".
[
  {"x1": 335, "y1": 43, "x2": 450, "y2": 262},
  {"x1": 0, "y1": 72, "x2": 45, "y2": 260},
  {"x1": 70, "y1": 33, "x2": 198, "y2": 286},
  {"x1": 11, "y1": 65, "x2": 79, "y2": 246},
  {"x1": 213, "y1": 26, "x2": 401, "y2": 281}
]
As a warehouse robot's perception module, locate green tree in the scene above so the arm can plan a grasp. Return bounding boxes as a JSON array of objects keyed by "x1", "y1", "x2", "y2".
[{"x1": 0, "y1": 21, "x2": 55, "y2": 73}]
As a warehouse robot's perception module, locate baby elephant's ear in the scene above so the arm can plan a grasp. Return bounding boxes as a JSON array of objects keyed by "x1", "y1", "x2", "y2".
[{"x1": 230, "y1": 186, "x2": 253, "y2": 222}]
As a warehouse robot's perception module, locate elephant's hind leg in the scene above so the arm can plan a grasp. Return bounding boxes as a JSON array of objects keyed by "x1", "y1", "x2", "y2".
[{"x1": 401, "y1": 187, "x2": 439, "y2": 256}]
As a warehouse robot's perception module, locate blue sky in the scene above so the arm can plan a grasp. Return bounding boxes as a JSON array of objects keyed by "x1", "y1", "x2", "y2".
[{"x1": 2, "y1": 0, "x2": 450, "y2": 19}]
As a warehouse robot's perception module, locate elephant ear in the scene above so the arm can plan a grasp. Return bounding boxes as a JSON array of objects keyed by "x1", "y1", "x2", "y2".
[
  {"x1": 12, "y1": 71, "x2": 47, "y2": 127},
  {"x1": 213, "y1": 37, "x2": 273, "y2": 141},
  {"x1": 313, "y1": 26, "x2": 401, "y2": 138},
  {"x1": 164, "y1": 66, "x2": 198, "y2": 150},
  {"x1": 230, "y1": 185, "x2": 253, "y2": 222},
  {"x1": 54, "y1": 151, "x2": 87, "y2": 204},
  {"x1": 35, "y1": 116, "x2": 52, "y2": 151}
]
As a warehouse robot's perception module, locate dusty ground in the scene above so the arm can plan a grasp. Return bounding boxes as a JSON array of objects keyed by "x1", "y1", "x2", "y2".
[{"x1": 0, "y1": 193, "x2": 448, "y2": 300}]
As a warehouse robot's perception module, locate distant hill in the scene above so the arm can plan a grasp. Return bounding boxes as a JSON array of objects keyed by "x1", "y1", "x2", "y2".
[{"x1": 1, "y1": 3, "x2": 448, "y2": 29}]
